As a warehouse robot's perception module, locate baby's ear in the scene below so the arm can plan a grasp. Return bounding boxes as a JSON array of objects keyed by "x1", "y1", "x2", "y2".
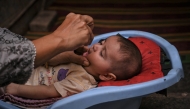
[{"x1": 99, "y1": 73, "x2": 116, "y2": 81}]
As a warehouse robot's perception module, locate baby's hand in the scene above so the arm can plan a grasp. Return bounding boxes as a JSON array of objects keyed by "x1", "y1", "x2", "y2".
[{"x1": 5, "y1": 83, "x2": 19, "y2": 95}]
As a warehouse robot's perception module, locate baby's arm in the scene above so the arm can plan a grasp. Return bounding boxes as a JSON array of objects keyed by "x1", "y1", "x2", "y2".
[{"x1": 6, "y1": 83, "x2": 61, "y2": 99}]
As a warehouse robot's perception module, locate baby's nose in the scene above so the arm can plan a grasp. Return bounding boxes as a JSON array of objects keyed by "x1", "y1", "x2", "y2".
[{"x1": 93, "y1": 44, "x2": 100, "y2": 51}]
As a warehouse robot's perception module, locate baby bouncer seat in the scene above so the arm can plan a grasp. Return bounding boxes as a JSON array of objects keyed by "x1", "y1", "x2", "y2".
[{"x1": 0, "y1": 30, "x2": 184, "y2": 109}]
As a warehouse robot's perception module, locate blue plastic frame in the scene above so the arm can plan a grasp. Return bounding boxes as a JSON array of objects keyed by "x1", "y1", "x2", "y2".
[{"x1": 0, "y1": 30, "x2": 184, "y2": 109}]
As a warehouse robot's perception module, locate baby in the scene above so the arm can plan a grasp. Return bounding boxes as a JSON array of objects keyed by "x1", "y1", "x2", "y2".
[{"x1": 3, "y1": 34, "x2": 142, "y2": 99}]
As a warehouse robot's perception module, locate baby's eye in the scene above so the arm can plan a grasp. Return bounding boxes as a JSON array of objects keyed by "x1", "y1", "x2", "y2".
[
  {"x1": 100, "y1": 50, "x2": 103, "y2": 57},
  {"x1": 98, "y1": 39, "x2": 105, "y2": 45}
]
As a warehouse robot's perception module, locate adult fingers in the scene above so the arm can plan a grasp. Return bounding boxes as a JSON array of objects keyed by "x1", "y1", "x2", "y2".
[
  {"x1": 70, "y1": 54, "x2": 90, "y2": 66},
  {"x1": 82, "y1": 15, "x2": 94, "y2": 42},
  {"x1": 83, "y1": 46, "x2": 89, "y2": 51},
  {"x1": 66, "y1": 12, "x2": 76, "y2": 18},
  {"x1": 87, "y1": 22, "x2": 94, "y2": 30},
  {"x1": 74, "y1": 46, "x2": 89, "y2": 55},
  {"x1": 81, "y1": 15, "x2": 94, "y2": 30},
  {"x1": 86, "y1": 25, "x2": 94, "y2": 45},
  {"x1": 67, "y1": 13, "x2": 94, "y2": 30},
  {"x1": 66, "y1": 13, "x2": 94, "y2": 30},
  {"x1": 55, "y1": 12, "x2": 76, "y2": 30}
]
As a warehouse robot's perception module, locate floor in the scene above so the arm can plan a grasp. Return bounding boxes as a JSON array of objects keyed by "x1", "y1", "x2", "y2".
[{"x1": 140, "y1": 63, "x2": 190, "y2": 109}]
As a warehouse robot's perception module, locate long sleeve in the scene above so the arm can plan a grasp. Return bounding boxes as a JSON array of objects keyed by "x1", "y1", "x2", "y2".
[{"x1": 0, "y1": 28, "x2": 36, "y2": 87}]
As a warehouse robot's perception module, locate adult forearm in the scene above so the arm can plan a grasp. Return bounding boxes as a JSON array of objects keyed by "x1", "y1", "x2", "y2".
[{"x1": 32, "y1": 34, "x2": 64, "y2": 68}]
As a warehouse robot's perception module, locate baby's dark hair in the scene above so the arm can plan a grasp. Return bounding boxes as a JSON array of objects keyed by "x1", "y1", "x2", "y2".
[{"x1": 110, "y1": 34, "x2": 142, "y2": 80}]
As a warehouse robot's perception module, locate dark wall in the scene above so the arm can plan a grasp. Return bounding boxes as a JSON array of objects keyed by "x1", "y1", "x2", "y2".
[{"x1": 0, "y1": 0, "x2": 54, "y2": 35}]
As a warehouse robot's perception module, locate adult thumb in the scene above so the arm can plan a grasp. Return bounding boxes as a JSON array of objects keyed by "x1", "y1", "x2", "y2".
[{"x1": 71, "y1": 55, "x2": 90, "y2": 66}]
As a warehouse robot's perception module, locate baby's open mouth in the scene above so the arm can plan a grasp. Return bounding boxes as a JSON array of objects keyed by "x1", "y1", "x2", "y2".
[
  {"x1": 83, "y1": 48, "x2": 90, "y2": 57},
  {"x1": 83, "y1": 52, "x2": 88, "y2": 57},
  {"x1": 83, "y1": 47, "x2": 93, "y2": 56}
]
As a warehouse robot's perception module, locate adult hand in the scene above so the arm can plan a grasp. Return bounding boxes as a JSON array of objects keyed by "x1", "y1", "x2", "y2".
[
  {"x1": 48, "y1": 46, "x2": 89, "y2": 66},
  {"x1": 52, "y1": 12, "x2": 94, "y2": 51},
  {"x1": 32, "y1": 13, "x2": 94, "y2": 68}
]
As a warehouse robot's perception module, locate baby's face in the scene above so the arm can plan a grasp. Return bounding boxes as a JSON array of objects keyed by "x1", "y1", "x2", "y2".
[{"x1": 83, "y1": 36, "x2": 121, "y2": 79}]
